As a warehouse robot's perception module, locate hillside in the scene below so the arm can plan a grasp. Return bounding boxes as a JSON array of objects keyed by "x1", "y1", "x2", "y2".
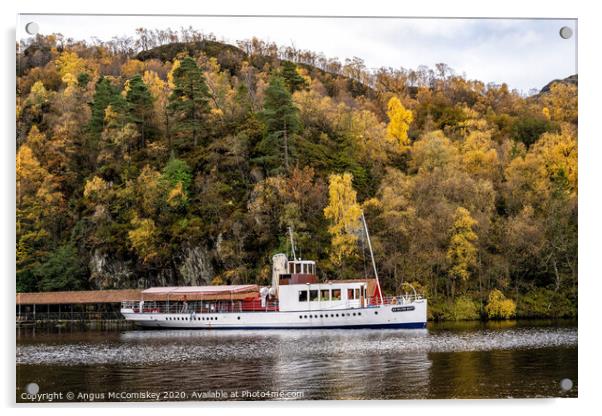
[{"x1": 16, "y1": 31, "x2": 577, "y2": 320}]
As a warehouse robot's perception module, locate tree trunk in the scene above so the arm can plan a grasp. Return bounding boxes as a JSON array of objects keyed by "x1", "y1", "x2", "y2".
[
  {"x1": 552, "y1": 257, "x2": 561, "y2": 292},
  {"x1": 283, "y1": 120, "x2": 289, "y2": 170}
]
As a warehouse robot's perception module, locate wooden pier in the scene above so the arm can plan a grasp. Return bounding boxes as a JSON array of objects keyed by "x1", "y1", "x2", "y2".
[{"x1": 16, "y1": 289, "x2": 141, "y2": 328}]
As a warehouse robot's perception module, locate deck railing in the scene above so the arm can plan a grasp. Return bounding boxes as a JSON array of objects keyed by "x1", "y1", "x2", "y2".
[
  {"x1": 121, "y1": 294, "x2": 422, "y2": 315},
  {"x1": 121, "y1": 299, "x2": 279, "y2": 314},
  {"x1": 368, "y1": 294, "x2": 423, "y2": 306}
]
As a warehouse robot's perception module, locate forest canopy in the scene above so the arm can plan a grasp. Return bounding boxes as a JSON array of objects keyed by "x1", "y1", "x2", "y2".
[{"x1": 16, "y1": 28, "x2": 577, "y2": 320}]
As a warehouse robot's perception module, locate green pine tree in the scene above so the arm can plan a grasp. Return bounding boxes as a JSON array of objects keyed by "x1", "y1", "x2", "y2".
[
  {"x1": 167, "y1": 57, "x2": 211, "y2": 148},
  {"x1": 125, "y1": 74, "x2": 156, "y2": 147},
  {"x1": 256, "y1": 76, "x2": 300, "y2": 174},
  {"x1": 88, "y1": 77, "x2": 125, "y2": 136},
  {"x1": 281, "y1": 61, "x2": 307, "y2": 93}
]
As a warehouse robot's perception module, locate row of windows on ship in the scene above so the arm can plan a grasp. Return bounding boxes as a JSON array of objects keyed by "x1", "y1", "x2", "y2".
[
  {"x1": 298, "y1": 311, "x2": 378, "y2": 319},
  {"x1": 298, "y1": 287, "x2": 366, "y2": 302},
  {"x1": 163, "y1": 311, "x2": 378, "y2": 322},
  {"x1": 162, "y1": 311, "x2": 379, "y2": 322}
]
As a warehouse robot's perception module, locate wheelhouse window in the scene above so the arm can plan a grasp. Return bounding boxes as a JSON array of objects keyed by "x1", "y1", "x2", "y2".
[
  {"x1": 310, "y1": 290, "x2": 319, "y2": 301},
  {"x1": 320, "y1": 289, "x2": 330, "y2": 301},
  {"x1": 348, "y1": 288, "x2": 355, "y2": 300},
  {"x1": 298, "y1": 290, "x2": 308, "y2": 302},
  {"x1": 332, "y1": 289, "x2": 341, "y2": 300},
  {"x1": 355, "y1": 288, "x2": 360, "y2": 299}
]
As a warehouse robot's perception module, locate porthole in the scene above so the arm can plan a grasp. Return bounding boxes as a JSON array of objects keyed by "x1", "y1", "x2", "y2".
[
  {"x1": 320, "y1": 314, "x2": 323, "y2": 318},
  {"x1": 358, "y1": 312, "x2": 361, "y2": 316},
  {"x1": 238, "y1": 316, "x2": 241, "y2": 320},
  {"x1": 304, "y1": 315, "x2": 308, "y2": 318},
  {"x1": 336, "y1": 314, "x2": 339, "y2": 317},
  {"x1": 352, "y1": 313, "x2": 356, "y2": 316},
  {"x1": 299, "y1": 316, "x2": 302, "y2": 319},
  {"x1": 374, "y1": 311, "x2": 378, "y2": 315}
]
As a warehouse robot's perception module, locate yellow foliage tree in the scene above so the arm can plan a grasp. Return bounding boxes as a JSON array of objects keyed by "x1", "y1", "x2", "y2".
[
  {"x1": 25, "y1": 125, "x2": 46, "y2": 160},
  {"x1": 541, "y1": 82, "x2": 577, "y2": 124},
  {"x1": 461, "y1": 131, "x2": 499, "y2": 180},
  {"x1": 347, "y1": 109, "x2": 391, "y2": 165},
  {"x1": 410, "y1": 130, "x2": 458, "y2": 173},
  {"x1": 386, "y1": 96, "x2": 414, "y2": 151},
  {"x1": 505, "y1": 127, "x2": 577, "y2": 212},
  {"x1": 447, "y1": 207, "x2": 478, "y2": 297},
  {"x1": 136, "y1": 165, "x2": 163, "y2": 216},
  {"x1": 128, "y1": 215, "x2": 159, "y2": 263},
  {"x1": 485, "y1": 289, "x2": 517, "y2": 319},
  {"x1": 323, "y1": 173, "x2": 362, "y2": 266},
  {"x1": 83, "y1": 176, "x2": 110, "y2": 202},
  {"x1": 121, "y1": 59, "x2": 145, "y2": 78},
  {"x1": 167, "y1": 59, "x2": 181, "y2": 90},
  {"x1": 143, "y1": 70, "x2": 170, "y2": 136},
  {"x1": 532, "y1": 128, "x2": 578, "y2": 195},
  {"x1": 166, "y1": 181, "x2": 188, "y2": 208},
  {"x1": 56, "y1": 51, "x2": 86, "y2": 79}
]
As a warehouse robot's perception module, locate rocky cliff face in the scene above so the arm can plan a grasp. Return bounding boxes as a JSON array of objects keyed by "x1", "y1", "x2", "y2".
[{"x1": 539, "y1": 74, "x2": 578, "y2": 94}]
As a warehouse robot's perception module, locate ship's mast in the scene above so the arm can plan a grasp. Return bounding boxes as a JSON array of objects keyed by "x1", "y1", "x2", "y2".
[
  {"x1": 361, "y1": 212, "x2": 383, "y2": 305},
  {"x1": 288, "y1": 226, "x2": 298, "y2": 261}
]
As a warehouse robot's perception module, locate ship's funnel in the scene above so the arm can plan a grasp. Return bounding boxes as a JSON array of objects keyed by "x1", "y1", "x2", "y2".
[{"x1": 271, "y1": 253, "x2": 288, "y2": 296}]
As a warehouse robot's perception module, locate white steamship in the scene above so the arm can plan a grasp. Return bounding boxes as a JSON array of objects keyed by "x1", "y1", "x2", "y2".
[{"x1": 121, "y1": 215, "x2": 427, "y2": 329}]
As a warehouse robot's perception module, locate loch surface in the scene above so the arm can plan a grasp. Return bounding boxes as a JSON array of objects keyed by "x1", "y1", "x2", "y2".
[{"x1": 16, "y1": 320, "x2": 577, "y2": 401}]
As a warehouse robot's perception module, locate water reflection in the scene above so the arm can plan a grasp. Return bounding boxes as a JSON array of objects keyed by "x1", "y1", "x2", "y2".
[{"x1": 16, "y1": 321, "x2": 577, "y2": 400}]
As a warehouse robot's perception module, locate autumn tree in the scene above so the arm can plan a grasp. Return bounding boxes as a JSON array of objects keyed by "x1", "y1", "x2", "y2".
[
  {"x1": 323, "y1": 173, "x2": 362, "y2": 271},
  {"x1": 386, "y1": 96, "x2": 414, "y2": 151},
  {"x1": 447, "y1": 207, "x2": 478, "y2": 298}
]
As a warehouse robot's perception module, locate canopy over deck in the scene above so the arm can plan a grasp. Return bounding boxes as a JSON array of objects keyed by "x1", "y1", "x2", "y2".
[
  {"x1": 16, "y1": 289, "x2": 142, "y2": 305},
  {"x1": 141, "y1": 285, "x2": 260, "y2": 301}
]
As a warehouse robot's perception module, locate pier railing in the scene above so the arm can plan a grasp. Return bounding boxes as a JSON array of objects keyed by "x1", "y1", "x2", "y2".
[{"x1": 16, "y1": 311, "x2": 124, "y2": 321}]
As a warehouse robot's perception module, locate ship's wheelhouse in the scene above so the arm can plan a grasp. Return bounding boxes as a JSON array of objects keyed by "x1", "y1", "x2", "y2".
[{"x1": 287, "y1": 260, "x2": 316, "y2": 276}]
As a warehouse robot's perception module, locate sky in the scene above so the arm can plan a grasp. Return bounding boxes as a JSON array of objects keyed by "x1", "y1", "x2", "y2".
[{"x1": 17, "y1": 14, "x2": 577, "y2": 94}]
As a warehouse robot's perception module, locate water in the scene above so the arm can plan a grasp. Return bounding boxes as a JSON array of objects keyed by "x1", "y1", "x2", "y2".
[{"x1": 16, "y1": 320, "x2": 577, "y2": 401}]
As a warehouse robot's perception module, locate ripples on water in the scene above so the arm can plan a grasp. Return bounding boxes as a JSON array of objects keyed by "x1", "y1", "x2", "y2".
[
  {"x1": 17, "y1": 326, "x2": 577, "y2": 365},
  {"x1": 16, "y1": 322, "x2": 578, "y2": 400}
]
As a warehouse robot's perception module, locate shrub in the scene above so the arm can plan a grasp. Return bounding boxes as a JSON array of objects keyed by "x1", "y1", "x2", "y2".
[
  {"x1": 428, "y1": 295, "x2": 480, "y2": 321},
  {"x1": 452, "y1": 296, "x2": 480, "y2": 320},
  {"x1": 485, "y1": 289, "x2": 516, "y2": 319},
  {"x1": 518, "y1": 288, "x2": 577, "y2": 319}
]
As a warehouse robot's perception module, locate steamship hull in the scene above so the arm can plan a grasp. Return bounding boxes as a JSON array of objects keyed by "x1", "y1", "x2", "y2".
[{"x1": 121, "y1": 299, "x2": 427, "y2": 329}]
